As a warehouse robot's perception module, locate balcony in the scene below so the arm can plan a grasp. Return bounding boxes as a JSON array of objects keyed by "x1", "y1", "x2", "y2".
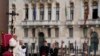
[
  {"x1": 21, "y1": 20, "x2": 60, "y2": 26},
  {"x1": 30, "y1": 0, "x2": 53, "y2": 3},
  {"x1": 78, "y1": 19, "x2": 100, "y2": 25}
]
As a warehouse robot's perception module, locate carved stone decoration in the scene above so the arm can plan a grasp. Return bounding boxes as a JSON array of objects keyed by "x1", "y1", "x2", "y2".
[{"x1": 92, "y1": 0, "x2": 98, "y2": 6}]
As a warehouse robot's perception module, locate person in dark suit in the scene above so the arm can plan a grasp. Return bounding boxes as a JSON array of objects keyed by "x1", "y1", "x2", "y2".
[
  {"x1": 50, "y1": 43, "x2": 58, "y2": 56},
  {"x1": 40, "y1": 40, "x2": 49, "y2": 56},
  {"x1": 90, "y1": 27, "x2": 99, "y2": 56}
]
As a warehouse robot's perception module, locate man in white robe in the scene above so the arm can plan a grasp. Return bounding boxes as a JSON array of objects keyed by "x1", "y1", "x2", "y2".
[
  {"x1": 9, "y1": 34, "x2": 19, "y2": 56},
  {"x1": 9, "y1": 35, "x2": 17, "y2": 47}
]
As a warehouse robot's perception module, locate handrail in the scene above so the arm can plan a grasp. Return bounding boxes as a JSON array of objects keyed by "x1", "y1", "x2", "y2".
[{"x1": 22, "y1": 20, "x2": 59, "y2": 22}]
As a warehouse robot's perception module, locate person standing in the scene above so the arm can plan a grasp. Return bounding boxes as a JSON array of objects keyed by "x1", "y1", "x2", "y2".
[
  {"x1": 40, "y1": 40, "x2": 49, "y2": 56},
  {"x1": 90, "y1": 27, "x2": 99, "y2": 56},
  {"x1": 2, "y1": 47, "x2": 13, "y2": 56},
  {"x1": 9, "y1": 34, "x2": 18, "y2": 50},
  {"x1": 53, "y1": 45, "x2": 58, "y2": 56},
  {"x1": 9, "y1": 34, "x2": 19, "y2": 56},
  {"x1": 50, "y1": 43, "x2": 58, "y2": 56},
  {"x1": 34, "y1": 45, "x2": 38, "y2": 56},
  {"x1": 1, "y1": 33, "x2": 12, "y2": 54}
]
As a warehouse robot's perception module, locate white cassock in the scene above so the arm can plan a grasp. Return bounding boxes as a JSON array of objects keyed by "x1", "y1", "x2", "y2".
[
  {"x1": 9, "y1": 38, "x2": 26, "y2": 56},
  {"x1": 9, "y1": 38, "x2": 17, "y2": 47},
  {"x1": 9, "y1": 38, "x2": 19, "y2": 56},
  {"x1": 17, "y1": 45, "x2": 26, "y2": 56}
]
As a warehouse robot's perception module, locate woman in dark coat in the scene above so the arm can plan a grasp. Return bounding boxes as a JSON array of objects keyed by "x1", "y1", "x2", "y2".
[{"x1": 90, "y1": 27, "x2": 99, "y2": 56}]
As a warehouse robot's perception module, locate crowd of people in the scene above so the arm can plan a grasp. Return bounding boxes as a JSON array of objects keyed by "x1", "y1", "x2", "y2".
[
  {"x1": 2, "y1": 35, "x2": 26, "y2": 56},
  {"x1": 39, "y1": 40, "x2": 59, "y2": 56},
  {"x1": 1, "y1": 34, "x2": 59, "y2": 56},
  {"x1": 1, "y1": 27, "x2": 99, "y2": 56}
]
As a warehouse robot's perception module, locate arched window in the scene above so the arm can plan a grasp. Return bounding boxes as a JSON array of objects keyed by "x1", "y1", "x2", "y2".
[
  {"x1": 48, "y1": 3, "x2": 52, "y2": 21},
  {"x1": 25, "y1": 4, "x2": 29, "y2": 20},
  {"x1": 56, "y1": 3, "x2": 59, "y2": 21},
  {"x1": 40, "y1": 3, "x2": 44, "y2": 21},
  {"x1": 92, "y1": 0, "x2": 98, "y2": 19},
  {"x1": 48, "y1": 28, "x2": 51, "y2": 37},
  {"x1": 70, "y1": 2, "x2": 74, "y2": 20}
]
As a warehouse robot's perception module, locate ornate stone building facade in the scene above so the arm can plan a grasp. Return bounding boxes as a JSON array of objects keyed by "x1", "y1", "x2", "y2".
[{"x1": 9, "y1": 0, "x2": 100, "y2": 51}]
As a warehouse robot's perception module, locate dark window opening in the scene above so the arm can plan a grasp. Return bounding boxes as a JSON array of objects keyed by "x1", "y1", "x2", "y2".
[
  {"x1": 24, "y1": 28, "x2": 28, "y2": 37},
  {"x1": 40, "y1": 4, "x2": 44, "y2": 21},
  {"x1": 48, "y1": 12, "x2": 51, "y2": 21},
  {"x1": 32, "y1": 28, "x2": 35, "y2": 37},
  {"x1": 32, "y1": 4, "x2": 36, "y2": 20},
  {"x1": 92, "y1": 1, "x2": 98, "y2": 19},
  {"x1": 69, "y1": 27, "x2": 73, "y2": 38},
  {"x1": 25, "y1": 4, "x2": 29, "y2": 20},
  {"x1": 93, "y1": 9, "x2": 98, "y2": 19},
  {"x1": 55, "y1": 28, "x2": 59, "y2": 37},
  {"x1": 48, "y1": 4, "x2": 52, "y2": 21},
  {"x1": 70, "y1": 2, "x2": 74, "y2": 20},
  {"x1": 56, "y1": 3, "x2": 59, "y2": 21},
  {"x1": 56, "y1": 12, "x2": 59, "y2": 21},
  {"x1": 70, "y1": 10, "x2": 74, "y2": 20},
  {"x1": 48, "y1": 28, "x2": 51, "y2": 37}
]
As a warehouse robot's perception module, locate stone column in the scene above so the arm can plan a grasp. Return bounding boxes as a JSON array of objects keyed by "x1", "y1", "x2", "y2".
[
  {"x1": 81, "y1": 0, "x2": 84, "y2": 20},
  {"x1": 98, "y1": 0, "x2": 100, "y2": 17},
  {"x1": 89, "y1": 0, "x2": 92, "y2": 19},
  {"x1": 52, "y1": 2, "x2": 56, "y2": 21},
  {"x1": 67, "y1": 1, "x2": 70, "y2": 20},
  {"x1": 36, "y1": 3, "x2": 40, "y2": 20},
  {"x1": 44, "y1": 28, "x2": 48, "y2": 38},
  {"x1": 44, "y1": 3, "x2": 48, "y2": 20},
  {"x1": 51, "y1": 27, "x2": 55, "y2": 38},
  {"x1": 59, "y1": 26, "x2": 65, "y2": 38},
  {"x1": 28, "y1": 28, "x2": 32, "y2": 38},
  {"x1": 29, "y1": 4, "x2": 33, "y2": 20},
  {"x1": 36, "y1": 27, "x2": 39, "y2": 39}
]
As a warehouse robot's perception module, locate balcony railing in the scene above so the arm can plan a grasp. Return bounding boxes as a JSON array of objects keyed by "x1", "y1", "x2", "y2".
[
  {"x1": 21, "y1": 20, "x2": 60, "y2": 26},
  {"x1": 30, "y1": 0, "x2": 53, "y2": 3},
  {"x1": 78, "y1": 19, "x2": 100, "y2": 25},
  {"x1": 66, "y1": 20, "x2": 73, "y2": 25}
]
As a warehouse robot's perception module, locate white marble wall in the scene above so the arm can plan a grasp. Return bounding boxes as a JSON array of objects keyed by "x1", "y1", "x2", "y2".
[{"x1": 9, "y1": 0, "x2": 100, "y2": 50}]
